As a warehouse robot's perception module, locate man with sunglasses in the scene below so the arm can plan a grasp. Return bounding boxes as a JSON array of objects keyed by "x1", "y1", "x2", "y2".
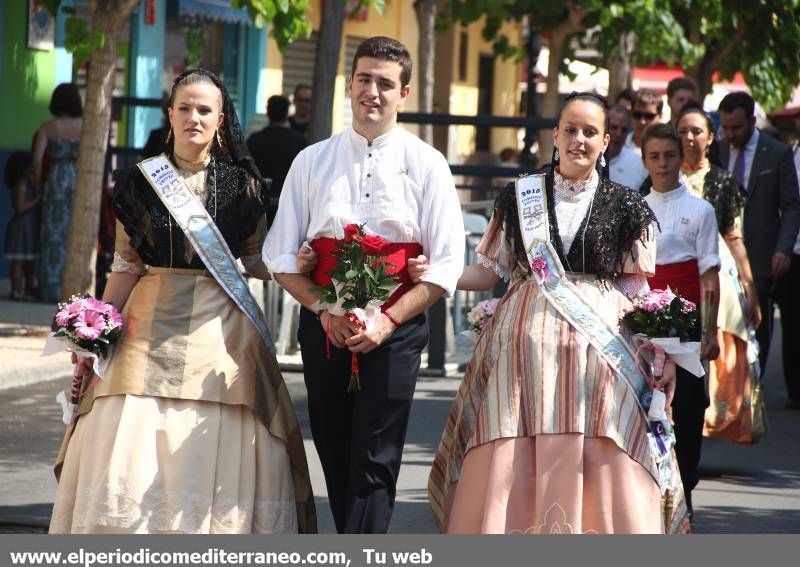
[{"x1": 625, "y1": 88, "x2": 663, "y2": 154}]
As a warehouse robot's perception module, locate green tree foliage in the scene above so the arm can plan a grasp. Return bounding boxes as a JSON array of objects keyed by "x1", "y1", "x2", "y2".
[
  {"x1": 43, "y1": 0, "x2": 315, "y2": 58},
  {"x1": 668, "y1": 0, "x2": 800, "y2": 111},
  {"x1": 439, "y1": 0, "x2": 800, "y2": 112},
  {"x1": 231, "y1": 0, "x2": 312, "y2": 51},
  {"x1": 438, "y1": 1, "x2": 695, "y2": 83}
]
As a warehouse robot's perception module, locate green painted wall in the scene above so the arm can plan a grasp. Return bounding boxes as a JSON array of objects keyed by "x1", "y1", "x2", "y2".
[{"x1": 0, "y1": 2, "x2": 60, "y2": 150}]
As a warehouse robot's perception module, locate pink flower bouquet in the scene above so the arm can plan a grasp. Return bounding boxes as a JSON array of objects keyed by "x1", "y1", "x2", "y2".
[
  {"x1": 623, "y1": 287, "x2": 704, "y2": 381},
  {"x1": 623, "y1": 287, "x2": 698, "y2": 341},
  {"x1": 41, "y1": 295, "x2": 124, "y2": 424},
  {"x1": 466, "y1": 298, "x2": 501, "y2": 335}
]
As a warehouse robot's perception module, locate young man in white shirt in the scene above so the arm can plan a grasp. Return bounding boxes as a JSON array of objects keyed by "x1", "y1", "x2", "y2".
[
  {"x1": 263, "y1": 36, "x2": 465, "y2": 533},
  {"x1": 605, "y1": 105, "x2": 648, "y2": 190}
]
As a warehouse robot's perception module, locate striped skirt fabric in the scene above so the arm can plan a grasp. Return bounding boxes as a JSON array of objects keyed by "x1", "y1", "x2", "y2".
[{"x1": 429, "y1": 274, "x2": 667, "y2": 533}]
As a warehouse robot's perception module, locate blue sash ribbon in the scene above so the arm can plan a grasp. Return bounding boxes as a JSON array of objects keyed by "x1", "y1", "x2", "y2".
[
  {"x1": 515, "y1": 175, "x2": 648, "y2": 406},
  {"x1": 138, "y1": 155, "x2": 275, "y2": 353}
]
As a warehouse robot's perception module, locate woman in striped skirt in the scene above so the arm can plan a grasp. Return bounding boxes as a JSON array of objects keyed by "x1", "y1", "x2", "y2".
[{"x1": 418, "y1": 93, "x2": 687, "y2": 534}]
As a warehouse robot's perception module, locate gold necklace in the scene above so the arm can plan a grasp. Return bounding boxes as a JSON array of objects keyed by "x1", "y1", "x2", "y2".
[{"x1": 173, "y1": 151, "x2": 210, "y2": 165}]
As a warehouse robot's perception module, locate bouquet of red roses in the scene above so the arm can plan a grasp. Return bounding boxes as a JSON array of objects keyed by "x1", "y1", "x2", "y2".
[
  {"x1": 41, "y1": 295, "x2": 124, "y2": 423},
  {"x1": 313, "y1": 223, "x2": 399, "y2": 392}
]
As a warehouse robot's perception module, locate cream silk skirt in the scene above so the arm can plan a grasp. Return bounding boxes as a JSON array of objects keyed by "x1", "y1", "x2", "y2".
[{"x1": 49, "y1": 394, "x2": 297, "y2": 533}]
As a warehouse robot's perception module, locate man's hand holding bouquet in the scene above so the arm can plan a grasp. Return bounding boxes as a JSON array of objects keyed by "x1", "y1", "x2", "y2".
[{"x1": 312, "y1": 223, "x2": 400, "y2": 392}]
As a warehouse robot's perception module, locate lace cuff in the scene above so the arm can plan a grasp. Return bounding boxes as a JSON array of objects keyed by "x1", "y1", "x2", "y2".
[
  {"x1": 615, "y1": 274, "x2": 649, "y2": 300},
  {"x1": 478, "y1": 253, "x2": 510, "y2": 282},
  {"x1": 110, "y1": 251, "x2": 145, "y2": 276}
]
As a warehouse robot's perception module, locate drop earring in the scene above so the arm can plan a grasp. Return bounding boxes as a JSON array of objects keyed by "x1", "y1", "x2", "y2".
[
  {"x1": 554, "y1": 149, "x2": 560, "y2": 161},
  {"x1": 599, "y1": 154, "x2": 606, "y2": 168},
  {"x1": 165, "y1": 126, "x2": 173, "y2": 144}
]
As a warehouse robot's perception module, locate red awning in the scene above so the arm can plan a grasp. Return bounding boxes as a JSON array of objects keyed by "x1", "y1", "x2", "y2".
[
  {"x1": 770, "y1": 85, "x2": 800, "y2": 119},
  {"x1": 632, "y1": 65, "x2": 747, "y2": 94}
]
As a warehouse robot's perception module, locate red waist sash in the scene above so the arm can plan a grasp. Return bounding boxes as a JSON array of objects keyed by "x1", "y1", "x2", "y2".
[
  {"x1": 648, "y1": 259, "x2": 701, "y2": 305},
  {"x1": 310, "y1": 237, "x2": 423, "y2": 311}
]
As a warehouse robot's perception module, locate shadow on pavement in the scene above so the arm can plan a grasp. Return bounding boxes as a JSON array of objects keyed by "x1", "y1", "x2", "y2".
[
  {"x1": 0, "y1": 503, "x2": 52, "y2": 529},
  {"x1": 693, "y1": 505, "x2": 800, "y2": 533}
]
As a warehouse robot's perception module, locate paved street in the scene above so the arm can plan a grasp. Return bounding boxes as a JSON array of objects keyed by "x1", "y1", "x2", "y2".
[{"x1": 0, "y1": 294, "x2": 798, "y2": 534}]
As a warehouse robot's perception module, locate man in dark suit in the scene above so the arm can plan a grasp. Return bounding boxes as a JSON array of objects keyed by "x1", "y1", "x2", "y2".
[
  {"x1": 718, "y1": 92, "x2": 800, "y2": 383},
  {"x1": 246, "y1": 95, "x2": 308, "y2": 227}
]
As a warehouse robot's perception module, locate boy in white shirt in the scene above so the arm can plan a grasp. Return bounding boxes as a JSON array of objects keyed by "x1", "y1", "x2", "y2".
[{"x1": 642, "y1": 123, "x2": 720, "y2": 522}]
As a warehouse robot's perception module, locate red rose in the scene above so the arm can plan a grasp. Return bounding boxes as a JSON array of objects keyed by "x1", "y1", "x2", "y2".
[
  {"x1": 360, "y1": 233, "x2": 387, "y2": 255},
  {"x1": 343, "y1": 223, "x2": 361, "y2": 243}
]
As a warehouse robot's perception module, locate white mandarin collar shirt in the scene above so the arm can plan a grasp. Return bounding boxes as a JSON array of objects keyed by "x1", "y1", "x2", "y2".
[
  {"x1": 645, "y1": 184, "x2": 720, "y2": 275},
  {"x1": 609, "y1": 146, "x2": 648, "y2": 191},
  {"x1": 727, "y1": 129, "x2": 759, "y2": 189},
  {"x1": 263, "y1": 125, "x2": 465, "y2": 296}
]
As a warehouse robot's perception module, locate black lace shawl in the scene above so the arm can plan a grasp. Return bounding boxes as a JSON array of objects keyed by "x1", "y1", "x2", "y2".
[
  {"x1": 639, "y1": 166, "x2": 745, "y2": 236},
  {"x1": 496, "y1": 173, "x2": 657, "y2": 281},
  {"x1": 699, "y1": 166, "x2": 745, "y2": 235},
  {"x1": 112, "y1": 155, "x2": 267, "y2": 269}
]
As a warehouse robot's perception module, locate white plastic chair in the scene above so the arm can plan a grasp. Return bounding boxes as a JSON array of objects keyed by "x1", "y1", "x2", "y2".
[
  {"x1": 263, "y1": 279, "x2": 301, "y2": 356},
  {"x1": 462, "y1": 212, "x2": 489, "y2": 265}
]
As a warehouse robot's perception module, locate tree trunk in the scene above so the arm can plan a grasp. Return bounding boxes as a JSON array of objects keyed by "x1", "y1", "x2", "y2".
[
  {"x1": 414, "y1": 0, "x2": 437, "y2": 144},
  {"x1": 687, "y1": 23, "x2": 746, "y2": 104},
  {"x1": 308, "y1": 0, "x2": 346, "y2": 143},
  {"x1": 60, "y1": 0, "x2": 140, "y2": 299},
  {"x1": 520, "y1": 18, "x2": 541, "y2": 168},
  {"x1": 689, "y1": 53, "x2": 715, "y2": 104},
  {"x1": 607, "y1": 32, "x2": 636, "y2": 104},
  {"x1": 538, "y1": 2, "x2": 586, "y2": 167}
]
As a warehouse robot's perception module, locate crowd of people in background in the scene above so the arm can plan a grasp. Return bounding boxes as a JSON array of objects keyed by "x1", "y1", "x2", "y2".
[
  {"x1": 3, "y1": 80, "x2": 314, "y2": 302},
  {"x1": 4, "y1": 83, "x2": 82, "y2": 302}
]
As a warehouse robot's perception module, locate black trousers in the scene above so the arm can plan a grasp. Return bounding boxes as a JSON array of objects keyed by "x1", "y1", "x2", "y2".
[
  {"x1": 775, "y1": 254, "x2": 800, "y2": 402},
  {"x1": 297, "y1": 308, "x2": 429, "y2": 533},
  {"x1": 753, "y1": 274, "x2": 775, "y2": 372},
  {"x1": 670, "y1": 326, "x2": 708, "y2": 507}
]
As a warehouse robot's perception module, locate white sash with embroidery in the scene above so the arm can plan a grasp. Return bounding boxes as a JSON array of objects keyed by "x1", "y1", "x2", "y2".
[
  {"x1": 515, "y1": 174, "x2": 647, "y2": 403},
  {"x1": 138, "y1": 155, "x2": 275, "y2": 352}
]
